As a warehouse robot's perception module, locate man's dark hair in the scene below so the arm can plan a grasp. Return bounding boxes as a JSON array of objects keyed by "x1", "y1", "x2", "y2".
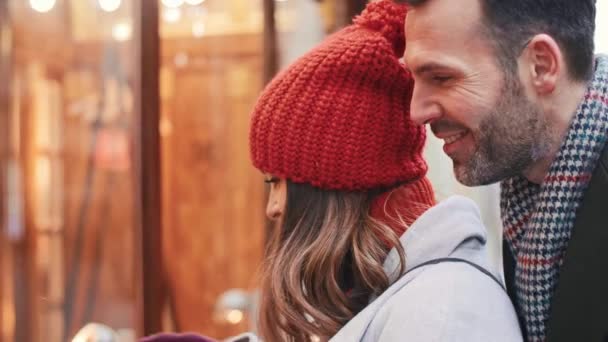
[{"x1": 398, "y1": 0, "x2": 596, "y2": 81}]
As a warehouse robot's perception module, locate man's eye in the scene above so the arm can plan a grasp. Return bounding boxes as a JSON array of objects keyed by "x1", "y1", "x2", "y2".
[{"x1": 432, "y1": 75, "x2": 452, "y2": 83}]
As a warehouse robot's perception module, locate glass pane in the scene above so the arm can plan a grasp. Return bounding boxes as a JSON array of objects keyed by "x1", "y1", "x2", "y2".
[
  {"x1": 158, "y1": 0, "x2": 269, "y2": 338},
  {"x1": 1, "y1": 0, "x2": 140, "y2": 341},
  {"x1": 157, "y1": 0, "x2": 328, "y2": 339}
]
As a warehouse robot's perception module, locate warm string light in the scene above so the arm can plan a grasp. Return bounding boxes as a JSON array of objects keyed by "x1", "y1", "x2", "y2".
[
  {"x1": 162, "y1": 7, "x2": 182, "y2": 23},
  {"x1": 191, "y1": 21, "x2": 205, "y2": 37},
  {"x1": 29, "y1": 0, "x2": 56, "y2": 13},
  {"x1": 112, "y1": 21, "x2": 132, "y2": 41},
  {"x1": 161, "y1": 0, "x2": 208, "y2": 38},
  {"x1": 225, "y1": 310, "x2": 244, "y2": 324},
  {"x1": 163, "y1": 0, "x2": 206, "y2": 7},
  {"x1": 161, "y1": 0, "x2": 184, "y2": 8},
  {"x1": 28, "y1": 0, "x2": 297, "y2": 41},
  {"x1": 98, "y1": 0, "x2": 122, "y2": 12}
]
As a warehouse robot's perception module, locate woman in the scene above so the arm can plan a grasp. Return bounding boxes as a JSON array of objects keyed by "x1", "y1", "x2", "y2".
[
  {"x1": 249, "y1": 1, "x2": 522, "y2": 341},
  {"x1": 141, "y1": 1, "x2": 521, "y2": 341}
]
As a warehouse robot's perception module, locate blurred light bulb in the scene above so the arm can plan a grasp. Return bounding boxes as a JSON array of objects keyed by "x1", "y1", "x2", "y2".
[
  {"x1": 225, "y1": 310, "x2": 244, "y2": 325},
  {"x1": 162, "y1": 7, "x2": 181, "y2": 23},
  {"x1": 185, "y1": 0, "x2": 205, "y2": 5},
  {"x1": 190, "y1": 6, "x2": 207, "y2": 18},
  {"x1": 192, "y1": 21, "x2": 205, "y2": 37},
  {"x1": 72, "y1": 323, "x2": 118, "y2": 342},
  {"x1": 112, "y1": 21, "x2": 132, "y2": 41},
  {"x1": 30, "y1": 0, "x2": 56, "y2": 13},
  {"x1": 99, "y1": 0, "x2": 121, "y2": 12},
  {"x1": 174, "y1": 52, "x2": 189, "y2": 68},
  {"x1": 162, "y1": 0, "x2": 184, "y2": 8}
]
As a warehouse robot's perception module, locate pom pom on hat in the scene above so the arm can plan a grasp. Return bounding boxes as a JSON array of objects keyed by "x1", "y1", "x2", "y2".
[{"x1": 353, "y1": 0, "x2": 408, "y2": 57}]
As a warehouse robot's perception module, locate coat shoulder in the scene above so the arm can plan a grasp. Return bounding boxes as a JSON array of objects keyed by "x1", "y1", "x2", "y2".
[{"x1": 365, "y1": 262, "x2": 523, "y2": 342}]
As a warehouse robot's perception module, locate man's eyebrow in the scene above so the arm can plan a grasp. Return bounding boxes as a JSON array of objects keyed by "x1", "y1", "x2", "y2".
[{"x1": 411, "y1": 62, "x2": 451, "y2": 75}]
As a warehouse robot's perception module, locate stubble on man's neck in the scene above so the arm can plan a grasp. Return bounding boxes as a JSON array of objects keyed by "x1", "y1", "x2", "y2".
[{"x1": 523, "y1": 82, "x2": 589, "y2": 184}]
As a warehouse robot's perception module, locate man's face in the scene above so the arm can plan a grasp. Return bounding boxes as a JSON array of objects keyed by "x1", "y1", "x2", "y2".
[{"x1": 404, "y1": 0, "x2": 549, "y2": 185}]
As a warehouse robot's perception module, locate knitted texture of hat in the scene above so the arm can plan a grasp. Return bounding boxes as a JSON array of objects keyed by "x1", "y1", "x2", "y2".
[{"x1": 249, "y1": 0, "x2": 426, "y2": 191}]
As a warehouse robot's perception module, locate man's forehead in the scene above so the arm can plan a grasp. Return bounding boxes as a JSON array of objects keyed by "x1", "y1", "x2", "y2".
[
  {"x1": 404, "y1": 0, "x2": 486, "y2": 63},
  {"x1": 405, "y1": 0, "x2": 483, "y2": 40}
]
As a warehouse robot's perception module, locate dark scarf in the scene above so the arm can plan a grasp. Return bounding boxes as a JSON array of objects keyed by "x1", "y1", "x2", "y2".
[{"x1": 500, "y1": 55, "x2": 608, "y2": 341}]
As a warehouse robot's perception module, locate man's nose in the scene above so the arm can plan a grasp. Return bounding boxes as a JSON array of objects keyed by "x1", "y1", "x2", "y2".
[{"x1": 409, "y1": 85, "x2": 442, "y2": 125}]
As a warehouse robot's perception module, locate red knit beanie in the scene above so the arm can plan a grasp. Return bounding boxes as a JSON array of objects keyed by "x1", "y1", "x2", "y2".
[{"x1": 249, "y1": 0, "x2": 427, "y2": 191}]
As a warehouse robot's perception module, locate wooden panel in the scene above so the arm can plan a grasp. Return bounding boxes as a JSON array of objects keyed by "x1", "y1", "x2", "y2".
[
  {"x1": 7, "y1": 25, "x2": 140, "y2": 342},
  {"x1": 61, "y1": 116, "x2": 137, "y2": 338},
  {"x1": 9, "y1": 0, "x2": 71, "y2": 74},
  {"x1": 5, "y1": 1, "x2": 156, "y2": 340},
  {"x1": 133, "y1": 0, "x2": 164, "y2": 336},
  {"x1": 18, "y1": 62, "x2": 40, "y2": 342},
  {"x1": 346, "y1": 0, "x2": 367, "y2": 23},
  {"x1": 317, "y1": 0, "x2": 367, "y2": 33},
  {"x1": 6, "y1": 4, "x2": 72, "y2": 339},
  {"x1": 161, "y1": 34, "x2": 262, "y2": 62},
  {"x1": 161, "y1": 34, "x2": 266, "y2": 338},
  {"x1": 61, "y1": 64, "x2": 138, "y2": 339},
  {"x1": 263, "y1": 0, "x2": 278, "y2": 84},
  {"x1": 0, "y1": 1, "x2": 11, "y2": 338}
]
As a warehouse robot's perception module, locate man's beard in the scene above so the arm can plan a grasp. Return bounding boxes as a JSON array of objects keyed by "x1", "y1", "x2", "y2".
[{"x1": 450, "y1": 76, "x2": 553, "y2": 186}]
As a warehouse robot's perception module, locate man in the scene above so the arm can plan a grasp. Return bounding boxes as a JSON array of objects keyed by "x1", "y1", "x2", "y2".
[{"x1": 398, "y1": 0, "x2": 608, "y2": 341}]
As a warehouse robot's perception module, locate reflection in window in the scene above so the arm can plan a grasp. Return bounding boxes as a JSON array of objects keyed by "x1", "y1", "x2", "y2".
[{"x1": 2, "y1": 0, "x2": 139, "y2": 341}]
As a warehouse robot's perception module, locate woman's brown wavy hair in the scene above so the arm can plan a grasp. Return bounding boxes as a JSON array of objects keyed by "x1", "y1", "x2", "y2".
[{"x1": 258, "y1": 181, "x2": 407, "y2": 341}]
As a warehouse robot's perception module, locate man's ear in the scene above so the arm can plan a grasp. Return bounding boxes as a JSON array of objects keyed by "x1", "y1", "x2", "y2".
[{"x1": 520, "y1": 33, "x2": 563, "y2": 95}]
